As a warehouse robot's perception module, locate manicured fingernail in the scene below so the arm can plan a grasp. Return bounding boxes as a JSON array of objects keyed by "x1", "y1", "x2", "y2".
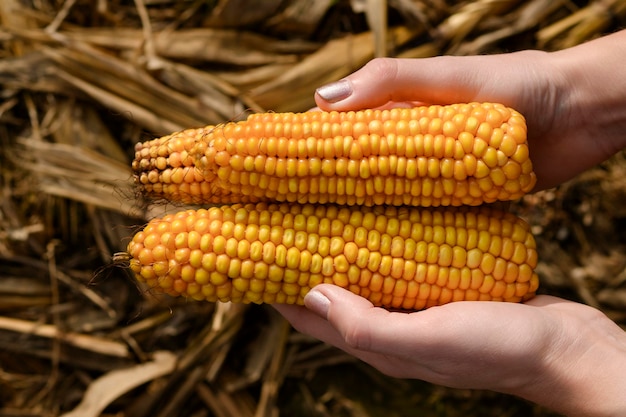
[
  {"x1": 315, "y1": 79, "x2": 352, "y2": 103},
  {"x1": 304, "y1": 289, "x2": 330, "y2": 318}
]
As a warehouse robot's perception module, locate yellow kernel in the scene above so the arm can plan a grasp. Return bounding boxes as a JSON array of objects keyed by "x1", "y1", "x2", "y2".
[
  {"x1": 268, "y1": 264, "x2": 284, "y2": 281},
  {"x1": 347, "y1": 265, "x2": 361, "y2": 284},
  {"x1": 248, "y1": 277, "x2": 265, "y2": 294},
  {"x1": 500, "y1": 134, "x2": 518, "y2": 156},
  {"x1": 378, "y1": 256, "x2": 393, "y2": 276},
  {"x1": 474, "y1": 160, "x2": 490, "y2": 179},
  {"x1": 334, "y1": 254, "x2": 349, "y2": 273},
  {"x1": 223, "y1": 237, "x2": 237, "y2": 257},
  {"x1": 283, "y1": 269, "x2": 299, "y2": 284},
  {"x1": 441, "y1": 267, "x2": 456, "y2": 290},
  {"x1": 427, "y1": 158, "x2": 440, "y2": 178},
  {"x1": 367, "y1": 230, "x2": 381, "y2": 251},
  {"x1": 483, "y1": 147, "x2": 498, "y2": 168},
  {"x1": 317, "y1": 237, "x2": 330, "y2": 256},
  {"x1": 189, "y1": 249, "x2": 203, "y2": 268},
  {"x1": 511, "y1": 242, "x2": 528, "y2": 264},
  {"x1": 287, "y1": 247, "x2": 301, "y2": 269},
  {"x1": 214, "y1": 254, "x2": 230, "y2": 275},
  {"x1": 392, "y1": 279, "x2": 407, "y2": 298},
  {"x1": 239, "y1": 260, "x2": 255, "y2": 279},
  {"x1": 438, "y1": 244, "x2": 453, "y2": 267},
  {"x1": 463, "y1": 154, "x2": 477, "y2": 176},
  {"x1": 503, "y1": 283, "x2": 517, "y2": 299},
  {"x1": 390, "y1": 258, "x2": 404, "y2": 279},
  {"x1": 253, "y1": 261, "x2": 268, "y2": 279},
  {"x1": 380, "y1": 276, "x2": 395, "y2": 294},
  {"x1": 426, "y1": 242, "x2": 439, "y2": 264},
  {"x1": 427, "y1": 264, "x2": 440, "y2": 285},
  {"x1": 329, "y1": 236, "x2": 345, "y2": 256},
  {"x1": 356, "y1": 247, "x2": 370, "y2": 268},
  {"x1": 275, "y1": 245, "x2": 288, "y2": 267},
  {"x1": 401, "y1": 259, "x2": 416, "y2": 281},
  {"x1": 322, "y1": 257, "x2": 335, "y2": 276},
  {"x1": 476, "y1": 122, "x2": 493, "y2": 141},
  {"x1": 480, "y1": 253, "x2": 496, "y2": 275},
  {"x1": 466, "y1": 248, "x2": 482, "y2": 269},
  {"x1": 367, "y1": 252, "x2": 382, "y2": 272},
  {"x1": 180, "y1": 265, "x2": 196, "y2": 283},
  {"x1": 511, "y1": 144, "x2": 529, "y2": 164},
  {"x1": 465, "y1": 116, "x2": 481, "y2": 135},
  {"x1": 452, "y1": 289, "x2": 466, "y2": 302},
  {"x1": 344, "y1": 242, "x2": 359, "y2": 263},
  {"x1": 310, "y1": 254, "x2": 323, "y2": 274},
  {"x1": 262, "y1": 242, "x2": 276, "y2": 264}
]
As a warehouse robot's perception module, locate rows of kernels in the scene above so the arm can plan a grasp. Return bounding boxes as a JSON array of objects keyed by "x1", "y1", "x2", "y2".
[
  {"x1": 132, "y1": 127, "x2": 264, "y2": 204},
  {"x1": 219, "y1": 173, "x2": 520, "y2": 207},
  {"x1": 127, "y1": 203, "x2": 539, "y2": 310},
  {"x1": 132, "y1": 103, "x2": 536, "y2": 206}
]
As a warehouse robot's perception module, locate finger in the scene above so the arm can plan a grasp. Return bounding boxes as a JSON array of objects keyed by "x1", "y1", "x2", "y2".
[
  {"x1": 272, "y1": 301, "x2": 369, "y2": 352},
  {"x1": 274, "y1": 286, "x2": 409, "y2": 356},
  {"x1": 303, "y1": 285, "x2": 497, "y2": 382},
  {"x1": 314, "y1": 55, "x2": 524, "y2": 111},
  {"x1": 317, "y1": 285, "x2": 553, "y2": 358},
  {"x1": 272, "y1": 303, "x2": 333, "y2": 338},
  {"x1": 308, "y1": 284, "x2": 428, "y2": 355},
  {"x1": 272, "y1": 296, "x2": 392, "y2": 364},
  {"x1": 523, "y1": 294, "x2": 572, "y2": 307}
]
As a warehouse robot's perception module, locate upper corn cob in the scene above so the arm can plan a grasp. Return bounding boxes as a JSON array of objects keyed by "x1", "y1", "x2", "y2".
[
  {"x1": 133, "y1": 102, "x2": 536, "y2": 207},
  {"x1": 124, "y1": 202, "x2": 539, "y2": 311}
]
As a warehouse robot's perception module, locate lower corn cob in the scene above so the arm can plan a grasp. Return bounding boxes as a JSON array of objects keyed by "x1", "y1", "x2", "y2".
[{"x1": 123, "y1": 202, "x2": 539, "y2": 310}]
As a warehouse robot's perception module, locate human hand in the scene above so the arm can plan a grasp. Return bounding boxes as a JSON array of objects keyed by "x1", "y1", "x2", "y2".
[
  {"x1": 275, "y1": 285, "x2": 626, "y2": 417},
  {"x1": 276, "y1": 30, "x2": 626, "y2": 416},
  {"x1": 314, "y1": 30, "x2": 626, "y2": 190}
]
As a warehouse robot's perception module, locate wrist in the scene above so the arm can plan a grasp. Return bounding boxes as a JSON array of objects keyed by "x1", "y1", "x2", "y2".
[
  {"x1": 515, "y1": 305, "x2": 626, "y2": 416},
  {"x1": 553, "y1": 30, "x2": 626, "y2": 155}
]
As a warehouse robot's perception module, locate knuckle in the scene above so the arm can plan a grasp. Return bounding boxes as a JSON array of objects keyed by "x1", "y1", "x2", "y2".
[
  {"x1": 341, "y1": 321, "x2": 372, "y2": 351},
  {"x1": 363, "y1": 57, "x2": 399, "y2": 84}
]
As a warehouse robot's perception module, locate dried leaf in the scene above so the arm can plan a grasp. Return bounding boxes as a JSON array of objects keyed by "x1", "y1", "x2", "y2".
[
  {"x1": 249, "y1": 27, "x2": 416, "y2": 112},
  {"x1": 18, "y1": 139, "x2": 143, "y2": 218},
  {"x1": 60, "y1": 351, "x2": 177, "y2": 417}
]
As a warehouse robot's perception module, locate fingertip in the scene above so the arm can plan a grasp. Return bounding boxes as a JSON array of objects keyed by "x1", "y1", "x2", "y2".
[
  {"x1": 306, "y1": 284, "x2": 376, "y2": 315},
  {"x1": 303, "y1": 288, "x2": 330, "y2": 318},
  {"x1": 315, "y1": 79, "x2": 353, "y2": 105},
  {"x1": 314, "y1": 58, "x2": 400, "y2": 110}
]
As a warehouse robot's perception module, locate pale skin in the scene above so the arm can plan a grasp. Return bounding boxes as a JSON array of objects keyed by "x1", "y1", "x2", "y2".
[{"x1": 274, "y1": 30, "x2": 626, "y2": 417}]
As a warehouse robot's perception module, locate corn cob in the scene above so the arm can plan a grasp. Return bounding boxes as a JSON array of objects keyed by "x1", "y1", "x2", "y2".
[
  {"x1": 133, "y1": 102, "x2": 536, "y2": 207},
  {"x1": 123, "y1": 202, "x2": 539, "y2": 310}
]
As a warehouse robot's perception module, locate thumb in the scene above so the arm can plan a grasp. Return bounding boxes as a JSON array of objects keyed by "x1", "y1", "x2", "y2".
[
  {"x1": 314, "y1": 55, "x2": 532, "y2": 111},
  {"x1": 304, "y1": 284, "x2": 408, "y2": 353},
  {"x1": 303, "y1": 284, "x2": 375, "y2": 319}
]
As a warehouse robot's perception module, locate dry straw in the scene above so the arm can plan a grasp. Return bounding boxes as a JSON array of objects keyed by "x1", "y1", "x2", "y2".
[{"x1": 0, "y1": 1, "x2": 625, "y2": 416}]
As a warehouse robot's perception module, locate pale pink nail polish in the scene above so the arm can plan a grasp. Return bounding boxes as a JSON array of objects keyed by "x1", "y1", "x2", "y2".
[
  {"x1": 315, "y1": 79, "x2": 352, "y2": 103},
  {"x1": 304, "y1": 290, "x2": 330, "y2": 318}
]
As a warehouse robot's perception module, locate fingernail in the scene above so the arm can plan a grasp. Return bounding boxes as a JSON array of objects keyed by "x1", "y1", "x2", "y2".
[
  {"x1": 304, "y1": 289, "x2": 330, "y2": 318},
  {"x1": 315, "y1": 79, "x2": 352, "y2": 103}
]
